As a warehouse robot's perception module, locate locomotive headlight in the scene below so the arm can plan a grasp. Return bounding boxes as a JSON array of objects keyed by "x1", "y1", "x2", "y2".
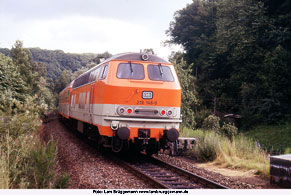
[
  {"x1": 117, "y1": 107, "x2": 126, "y2": 115},
  {"x1": 120, "y1": 108, "x2": 125, "y2": 114},
  {"x1": 168, "y1": 108, "x2": 177, "y2": 117},
  {"x1": 141, "y1": 53, "x2": 149, "y2": 61}
]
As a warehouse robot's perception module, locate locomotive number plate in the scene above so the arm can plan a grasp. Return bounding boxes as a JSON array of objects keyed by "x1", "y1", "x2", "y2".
[{"x1": 142, "y1": 91, "x2": 153, "y2": 99}]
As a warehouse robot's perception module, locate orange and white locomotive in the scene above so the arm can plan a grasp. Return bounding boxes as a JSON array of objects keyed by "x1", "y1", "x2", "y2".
[{"x1": 58, "y1": 52, "x2": 181, "y2": 155}]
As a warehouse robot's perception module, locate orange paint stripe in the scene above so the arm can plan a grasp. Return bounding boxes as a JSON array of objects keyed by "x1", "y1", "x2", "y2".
[{"x1": 97, "y1": 85, "x2": 181, "y2": 107}]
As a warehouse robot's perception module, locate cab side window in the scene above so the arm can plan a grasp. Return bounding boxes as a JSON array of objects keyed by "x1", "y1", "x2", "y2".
[{"x1": 99, "y1": 64, "x2": 109, "y2": 80}]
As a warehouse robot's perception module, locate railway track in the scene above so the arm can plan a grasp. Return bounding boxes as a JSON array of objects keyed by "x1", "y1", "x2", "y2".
[
  {"x1": 55, "y1": 116, "x2": 228, "y2": 189},
  {"x1": 111, "y1": 153, "x2": 228, "y2": 189},
  {"x1": 54, "y1": 115, "x2": 228, "y2": 189}
]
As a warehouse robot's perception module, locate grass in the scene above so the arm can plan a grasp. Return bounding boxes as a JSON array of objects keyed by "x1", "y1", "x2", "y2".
[
  {"x1": 180, "y1": 128, "x2": 270, "y2": 177},
  {"x1": 216, "y1": 135, "x2": 269, "y2": 177},
  {"x1": 243, "y1": 122, "x2": 291, "y2": 154}
]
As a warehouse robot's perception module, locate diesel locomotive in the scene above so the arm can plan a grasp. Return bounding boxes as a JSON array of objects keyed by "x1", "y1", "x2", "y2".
[{"x1": 58, "y1": 52, "x2": 181, "y2": 155}]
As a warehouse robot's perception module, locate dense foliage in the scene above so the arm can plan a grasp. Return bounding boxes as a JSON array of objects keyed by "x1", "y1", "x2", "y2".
[
  {"x1": 1, "y1": 41, "x2": 55, "y2": 110},
  {"x1": 29, "y1": 48, "x2": 98, "y2": 82},
  {"x1": 0, "y1": 47, "x2": 96, "y2": 83},
  {"x1": 0, "y1": 46, "x2": 112, "y2": 96},
  {"x1": 0, "y1": 41, "x2": 69, "y2": 188},
  {"x1": 244, "y1": 122, "x2": 291, "y2": 153},
  {"x1": 168, "y1": 0, "x2": 291, "y2": 128},
  {"x1": 171, "y1": 53, "x2": 199, "y2": 128},
  {"x1": 0, "y1": 41, "x2": 114, "y2": 188}
]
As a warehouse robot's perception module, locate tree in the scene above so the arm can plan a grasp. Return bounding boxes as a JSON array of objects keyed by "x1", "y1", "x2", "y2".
[
  {"x1": 0, "y1": 53, "x2": 28, "y2": 104},
  {"x1": 9, "y1": 41, "x2": 57, "y2": 110},
  {"x1": 170, "y1": 52, "x2": 199, "y2": 129},
  {"x1": 10, "y1": 40, "x2": 36, "y2": 93},
  {"x1": 54, "y1": 69, "x2": 72, "y2": 93},
  {"x1": 91, "y1": 51, "x2": 112, "y2": 64},
  {"x1": 140, "y1": 48, "x2": 155, "y2": 54},
  {"x1": 167, "y1": 0, "x2": 291, "y2": 127},
  {"x1": 167, "y1": 0, "x2": 217, "y2": 62}
]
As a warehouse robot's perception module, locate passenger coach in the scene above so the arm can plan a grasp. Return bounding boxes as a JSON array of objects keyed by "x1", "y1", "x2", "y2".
[{"x1": 58, "y1": 52, "x2": 182, "y2": 155}]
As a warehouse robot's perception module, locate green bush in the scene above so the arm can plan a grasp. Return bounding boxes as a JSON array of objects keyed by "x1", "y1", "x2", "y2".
[
  {"x1": 27, "y1": 140, "x2": 57, "y2": 188},
  {"x1": 202, "y1": 114, "x2": 220, "y2": 132},
  {"x1": 194, "y1": 109, "x2": 212, "y2": 129},
  {"x1": 194, "y1": 132, "x2": 220, "y2": 161},
  {"x1": 55, "y1": 173, "x2": 70, "y2": 189},
  {"x1": 0, "y1": 91, "x2": 47, "y2": 116},
  {"x1": 0, "y1": 113, "x2": 40, "y2": 140},
  {"x1": 220, "y1": 122, "x2": 238, "y2": 140},
  {"x1": 196, "y1": 114, "x2": 238, "y2": 141},
  {"x1": 284, "y1": 148, "x2": 291, "y2": 154}
]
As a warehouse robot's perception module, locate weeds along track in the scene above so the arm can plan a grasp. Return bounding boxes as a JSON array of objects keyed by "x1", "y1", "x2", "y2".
[{"x1": 109, "y1": 153, "x2": 228, "y2": 189}]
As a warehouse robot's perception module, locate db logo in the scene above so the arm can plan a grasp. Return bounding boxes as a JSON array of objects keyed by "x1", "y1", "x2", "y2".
[{"x1": 142, "y1": 91, "x2": 153, "y2": 99}]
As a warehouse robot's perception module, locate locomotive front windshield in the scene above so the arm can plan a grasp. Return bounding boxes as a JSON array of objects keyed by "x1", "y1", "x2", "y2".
[
  {"x1": 117, "y1": 63, "x2": 145, "y2": 80},
  {"x1": 148, "y1": 64, "x2": 174, "y2": 82}
]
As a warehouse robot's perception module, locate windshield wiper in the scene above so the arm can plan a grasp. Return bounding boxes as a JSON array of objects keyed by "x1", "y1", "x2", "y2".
[
  {"x1": 129, "y1": 61, "x2": 133, "y2": 77},
  {"x1": 158, "y1": 64, "x2": 163, "y2": 78}
]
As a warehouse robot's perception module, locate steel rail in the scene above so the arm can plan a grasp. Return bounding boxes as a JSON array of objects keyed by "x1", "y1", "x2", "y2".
[
  {"x1": 109, "y1": 153, "x2": 229, "y2": 189},
  {"x1": 150, "y1": 155, "x2": 228, "y2": 189}
]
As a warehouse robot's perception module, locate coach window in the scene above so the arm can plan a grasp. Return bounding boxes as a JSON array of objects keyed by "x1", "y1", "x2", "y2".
[
  {"x1": 86, "y1": 92, "x2": 90, "y2": 104},
  {"x1": 89, "y1": 67, "x2": 101, "y2": 82},
  {"x1": 148, "y1": 64, "x2": 174, "y2": 82},
  {"x1": 83, "y1": 73, "x2": 90, "y2": 85},
  {"x1": 117, "y1": 63, "x2": 144, "y2": 80},
  {"x1": 89, "y1": 70, "x2": 94, "y2": 83},
  {"x1": 71, "y1": 95, "x2": 74, "y2": 106},
  {"x1": 99, "y1": 64, "x2": 109, "y2": 80},
  {"x1": 73, "y1": 73, "x2": 90, "y2": 88}
]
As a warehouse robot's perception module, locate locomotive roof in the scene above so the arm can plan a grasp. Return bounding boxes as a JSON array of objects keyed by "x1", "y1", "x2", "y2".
[
  {"x1": 76, "y1": 52, "x2": 170, "y2": 79},
  {"x1": 104, "y1": 52, "x2": 169, "y2": 63}
]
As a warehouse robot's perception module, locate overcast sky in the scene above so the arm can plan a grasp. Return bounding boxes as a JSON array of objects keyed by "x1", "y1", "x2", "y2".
[{"x1": 0, "y1": 0, "x2": 192, "y2": 59}]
